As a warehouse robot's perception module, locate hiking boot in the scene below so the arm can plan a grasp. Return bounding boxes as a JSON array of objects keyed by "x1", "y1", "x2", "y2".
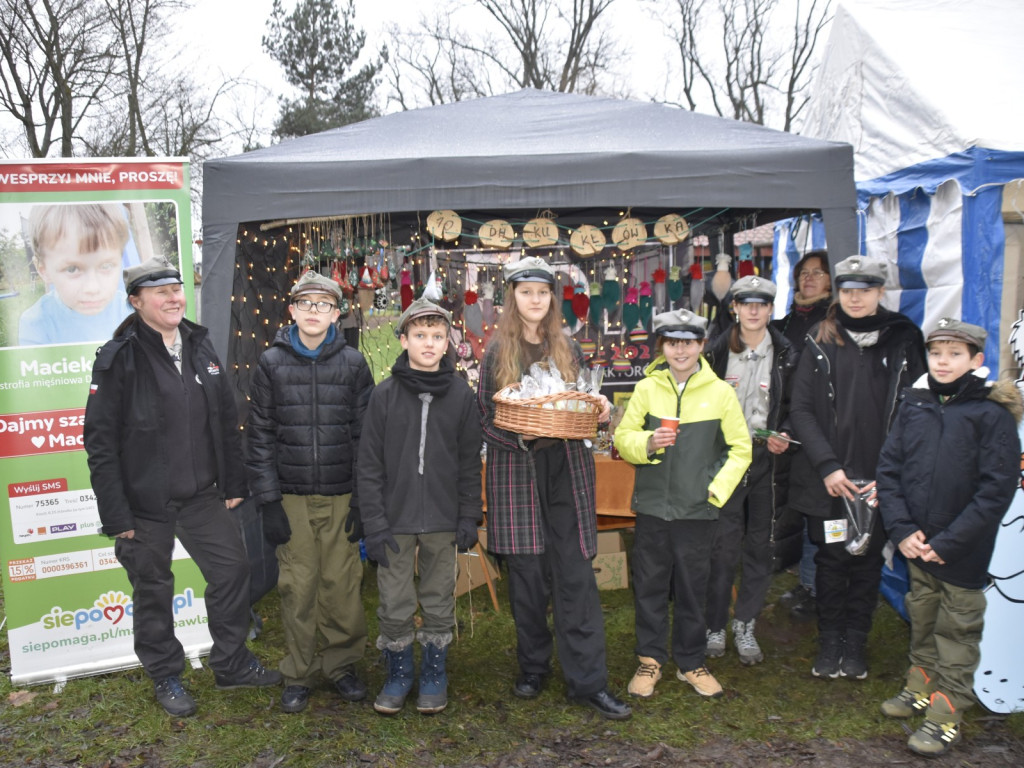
[
  {"x1": 881, "y1": 688, "x2": 930, "y2": 719},
  {"x1": 417, "y1": 638, "x2": 449, "y2": 714},
  {"x1": 334, "y1": 669, "x2": 368, "y2": 702},
  {"x1": 780, "y1": 584, "x2": 812, "y2": 605},
  {"x1": 374, "y1": 638, "x2": 415, "y2": 715},
  {"x1": 705, "y1": 628, "x2": 726, "y2": 658},
  {"x1": 907, "y1": 718, "x2": 961, "y2": 756},
  {"x1": 154, "y1": 676, "x2": 197, "y2": 717},
  {"x1": 280, "y1": 685, "x2": 311, "y2": 713},
  {"x1": 811, "y1": 631, "x2": 843, "y2": 679},
  {"x1": 676, "y1": 666, "x2": 724, "y2": 698},
  {"x1": 790, "y1": 593, "x2": 817, "y2": 622},
  {"x1": 732, "y1": 619, "x2": 764, "y2": 665},
  {"x1": 627, "y1": 656, "x2": 662, "y2": 698},
  {"x1": 840, "y1": 629, "x2": 869, "y2": 680},
  {"x1": 214, "y1": 658, "x2": 282, "y2": 690}
]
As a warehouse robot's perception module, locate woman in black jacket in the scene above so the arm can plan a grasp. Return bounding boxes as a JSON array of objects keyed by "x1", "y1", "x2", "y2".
[
  {"x1": 84, "y1": 258, "x2": 280, "y2": 718},
  {"x1": 788, "y1": 255, "x2": 925, "y2": 682}
]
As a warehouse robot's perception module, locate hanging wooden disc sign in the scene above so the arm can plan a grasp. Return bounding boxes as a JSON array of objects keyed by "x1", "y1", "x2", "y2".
[
  {"x1": 426, "y1": 210, "x2": 462, "y2": 241},
  {"x1": 479, "y1": 219, "x2": 515, "y2": 249},
  {"x1": 612, "y1": 217, "x2": 647, "y2": 251},
  {"x1": 570, "y1": 224, "x2": 606, "y2": 257},
  {"x1": 654, "y1": 214, "x2": 690, "y2": 245},
  {"x1": 522, "y1": 217, "x2": 559, "y2": 247}
]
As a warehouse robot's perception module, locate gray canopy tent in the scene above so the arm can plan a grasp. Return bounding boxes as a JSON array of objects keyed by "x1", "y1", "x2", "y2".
[{"x1": 201, "y1": 88, "x2": 857, "y2": 365}]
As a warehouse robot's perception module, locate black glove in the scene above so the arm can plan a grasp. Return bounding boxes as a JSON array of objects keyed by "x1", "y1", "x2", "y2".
[
  {"x1": 260, "y1": 501, "x2": 291, "y2": 546},
  {"x1": 364, "y1": 529, "x2": 400, "y2": 568},
  {"x1": 344, "y1": 504, "x2": 363, "y2": 543},
  {"x1": 456, "y1": 517, "x2": 479, "y2": 551}
]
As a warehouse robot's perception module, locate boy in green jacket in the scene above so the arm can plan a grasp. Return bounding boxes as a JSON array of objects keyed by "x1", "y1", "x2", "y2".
[{"x1": 614, "y1": 308, "x2": 751, "y2": 700}]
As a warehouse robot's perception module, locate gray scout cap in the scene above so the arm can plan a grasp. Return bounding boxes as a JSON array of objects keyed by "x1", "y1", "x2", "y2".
[
  {"x1": 503, "y1": 256, "x2": 555, "y2": 285},
  {"x1": 123, "y1": 257, "x2": 182, "y2": 295},
  {"x1": 394, "y1": 297, "x2": 452, "y2": 338},
  {"x1": 290, "y1": 270, "x2": 343, "y2": 303},
  {"x1": 926, "y1": 317, "x2": 987, "y2": 348},
  {"x1": 652, "y1": 308, "x2": 708, "y2": 340},
  {"x1": 834, "y1": 255, "x2": 887, "y2": 288},
  {"x1": 730, "y1": 275, "x2": 777, "y2": 304}
]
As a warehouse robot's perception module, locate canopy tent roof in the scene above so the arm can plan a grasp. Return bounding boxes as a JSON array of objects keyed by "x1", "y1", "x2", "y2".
[
  {"x1": 201, "y1": 89, "x2": 856, "y2": 362},
  {"x1": 800, "y1": 0, "x2": 1024, "y2": 182}
]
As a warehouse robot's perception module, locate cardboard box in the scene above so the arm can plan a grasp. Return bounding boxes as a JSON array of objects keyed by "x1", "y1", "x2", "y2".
[{"x1": 593, "y1": 531, "x2": 628, "y2": 590}]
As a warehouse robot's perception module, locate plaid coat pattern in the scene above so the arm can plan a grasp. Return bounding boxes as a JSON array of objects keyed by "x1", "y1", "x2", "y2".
[{"x1": 476, "y1": 341, "x2": 598, "y2": 558}]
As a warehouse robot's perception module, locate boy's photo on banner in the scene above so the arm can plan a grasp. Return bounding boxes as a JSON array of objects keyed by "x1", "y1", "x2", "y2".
[{"x1": 0, "y1": 158, "x2": 211, "y2": 685}]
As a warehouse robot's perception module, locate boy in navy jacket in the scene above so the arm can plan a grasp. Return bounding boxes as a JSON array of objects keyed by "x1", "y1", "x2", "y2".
[{"x1": 878, "y1": 318, "x2": 1022, "y2": 757}]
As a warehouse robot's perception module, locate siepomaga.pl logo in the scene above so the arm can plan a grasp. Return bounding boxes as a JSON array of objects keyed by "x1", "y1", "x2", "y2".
[{"x1": 40, "y1": 588, "x2": 196, "y2": 630}]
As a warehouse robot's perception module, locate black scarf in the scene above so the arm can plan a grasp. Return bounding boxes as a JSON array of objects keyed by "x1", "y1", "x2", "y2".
[
  {"x1": 390, "y1": 351, "x2": 454, "y2": 397},
  {"x1": 927, "y1": 370, "x2": 980, "y2": 399},
  {"x1": 835, "y1": 305, "x2": 908, "y2": 334}
]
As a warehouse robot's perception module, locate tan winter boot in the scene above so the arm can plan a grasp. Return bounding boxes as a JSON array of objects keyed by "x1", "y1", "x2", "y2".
[
  {"x1": 627, "y1": 656, "x2": 662, "y2": 698},
  {"x1": 907, "y1": 692, "x2": 962, "y2": 757},
  {"x1": 881, "y1": 665, "x2": 932, "y2": 719}
]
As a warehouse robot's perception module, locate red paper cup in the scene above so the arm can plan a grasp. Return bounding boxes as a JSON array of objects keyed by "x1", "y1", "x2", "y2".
[{"x1": 660, "y1": 416, "x2": 679, "y2": 444}]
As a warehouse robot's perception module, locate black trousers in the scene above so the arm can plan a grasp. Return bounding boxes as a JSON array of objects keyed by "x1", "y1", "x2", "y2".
[
  {"x1": 505, "y1": 443, "x2": 608, "y2": 698},
  {"x1": 706, "y1": 447, "x2": 775, "y2": 629},
  {"x1": 115, "y1": 487, "x2": 253, "y2": 681},
  {"x1": 633, "y1": 512, "x2": 717, "y2": 672},
  {"x1": 807, "y1": 512, "x2": 886, "y2": 634}
]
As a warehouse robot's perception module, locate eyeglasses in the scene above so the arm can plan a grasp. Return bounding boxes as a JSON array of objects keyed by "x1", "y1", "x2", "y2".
[
  {"x1": 293, "y1": 298, "x2": 337, "y2": 313},
  {"x1": 798, "y1": 269, "x2": 828, "y2": 279}
]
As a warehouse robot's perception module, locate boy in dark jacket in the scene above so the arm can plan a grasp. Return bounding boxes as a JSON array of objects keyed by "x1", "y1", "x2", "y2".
[
  {"x1": 245, "y1": 270, "x2": 375, "y2": 714},
  {"x1": 358, "y1": 298, "x2": 483, "y2": 715},
  {"x1": 877, "y1": 318, "x2": 1022, "y2": 757}
]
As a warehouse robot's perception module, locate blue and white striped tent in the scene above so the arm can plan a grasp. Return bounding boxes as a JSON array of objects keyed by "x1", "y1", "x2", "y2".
[{"x1": 776, "y1": 0, "x2": 1024, "y2": 376}]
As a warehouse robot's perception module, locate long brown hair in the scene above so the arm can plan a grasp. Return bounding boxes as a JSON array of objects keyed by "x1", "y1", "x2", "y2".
[
  {"x1": 492, "y1": 282, "x2": 577, "y2": 389},
  {"x1": 814, "y1": 301, "x2": 845, "y2": 346}
]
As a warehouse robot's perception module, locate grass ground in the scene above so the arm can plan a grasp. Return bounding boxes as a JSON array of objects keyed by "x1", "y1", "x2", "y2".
[{"x1": 2, "y1": 532, "x2": 1023, "y2": 767}]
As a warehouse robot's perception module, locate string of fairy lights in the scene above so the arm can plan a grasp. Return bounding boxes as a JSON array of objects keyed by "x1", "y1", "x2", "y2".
[{"x1": 227, "y1": 208, "x2": 761, "y2": 405}]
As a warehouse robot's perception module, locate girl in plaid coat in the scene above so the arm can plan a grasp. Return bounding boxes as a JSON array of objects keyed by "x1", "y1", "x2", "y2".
[{"x1": 476, "y1": 256, "x2": 630, "y2": 721}]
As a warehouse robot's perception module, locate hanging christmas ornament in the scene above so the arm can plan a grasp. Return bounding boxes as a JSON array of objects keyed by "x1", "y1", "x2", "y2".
[
  {"x1": 400, "y1": 260, "x2": 413, "y2": 311},
  {"x1": 464, "y1": 289, "x2": 483, "y2": 337},
  {"x1": 602, "y1": 263, "x2": 621, "y2": 326},
  {"x1": 611, "y1": 347, "x2": 633, "y2": 374},
  {"x1": 652, "y1": 267, "x2": 667, "y2": 314},
  {"x1": 738, "y1": 242, "x2": 755, "y2": 277},
  {"x1": 639, "y1": 281, "x2": 653, "y2": 327},
  {"x1": 562, "y1": 286, "x2": 576, "y2": 327},
  {"x1": 571, "y1": 290, "x2": 590, "y2": 324},
  {"x1": 374, "y1": 287, "x2": 389, "y2": 310},
  {"x1": 579, "y1": 338, "x2": 597, "y2": 357},
  {"x1": 622, "y1": 285, "x2": 640, "y2": 332},
  {"x1": 668, "y1": 265, "x2": 684, "y2": 304},
  {"x1": 690, "y1": 262, "x2": 705, "y2": 310},
  {"x1": 423, "y1": 269, "x2": 443, "y2": 301},
  {"x1": 480, "y1": 282, "x2": 496, "y2": 329},
  {"x1": 711, "y1": 253, "x2": 733, "y2": 301},
  {"x1": 588, "y1": 281, "x2": 604, "y2": 328}
]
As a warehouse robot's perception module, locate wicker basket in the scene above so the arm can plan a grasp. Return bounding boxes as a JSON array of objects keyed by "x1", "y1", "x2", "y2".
[{"x1": 493, "y1": 387, "x2": 602, "y2": 439}]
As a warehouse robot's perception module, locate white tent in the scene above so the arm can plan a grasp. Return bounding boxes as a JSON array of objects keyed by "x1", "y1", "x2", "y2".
[{"x1": 779, "y1": 0, "x2": 1024, "y2": 377}]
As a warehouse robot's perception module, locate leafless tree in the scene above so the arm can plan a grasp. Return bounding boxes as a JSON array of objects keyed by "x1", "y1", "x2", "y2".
[
  {"x1": 0, "y1": 0, "x2": 116, "y2": 157},
  {"x1": 656, "y1": 0, "x2": 830, "y2": 131},
  {"x1": 387, "y1": 0, "x2": 622, "y2": 109}
]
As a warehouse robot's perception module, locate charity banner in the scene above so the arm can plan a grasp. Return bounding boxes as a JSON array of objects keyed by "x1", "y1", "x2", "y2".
[{"x1": 0, "y1": 158, "x2": 213, "y2": 685}]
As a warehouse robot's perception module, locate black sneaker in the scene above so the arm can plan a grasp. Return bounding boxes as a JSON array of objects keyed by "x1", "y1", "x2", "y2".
[
  {"x1": 214, "y1": 659, "x2": 283, "y2": 690},
  {"x1": 334, "y1": 670, "x2": 368, "y2": 702},
  {"x1": 812, "y1": 632, "x2": 844, "y2": 679},
  {"x1": 572, "y1": 688, "x2": 632, "y2": 720},
  {"x1": 841, "y1": 630, "x2": 869, "y2": 680},
  {"x1": 154, "y1": 676, "x2": 197, "y2": 717},
  {"x1": 780, "y1": 584, "x2": 812, "y2": 604},
  {"x1": 281, "y1": 685, "x2": 311, "y2": 713}
]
